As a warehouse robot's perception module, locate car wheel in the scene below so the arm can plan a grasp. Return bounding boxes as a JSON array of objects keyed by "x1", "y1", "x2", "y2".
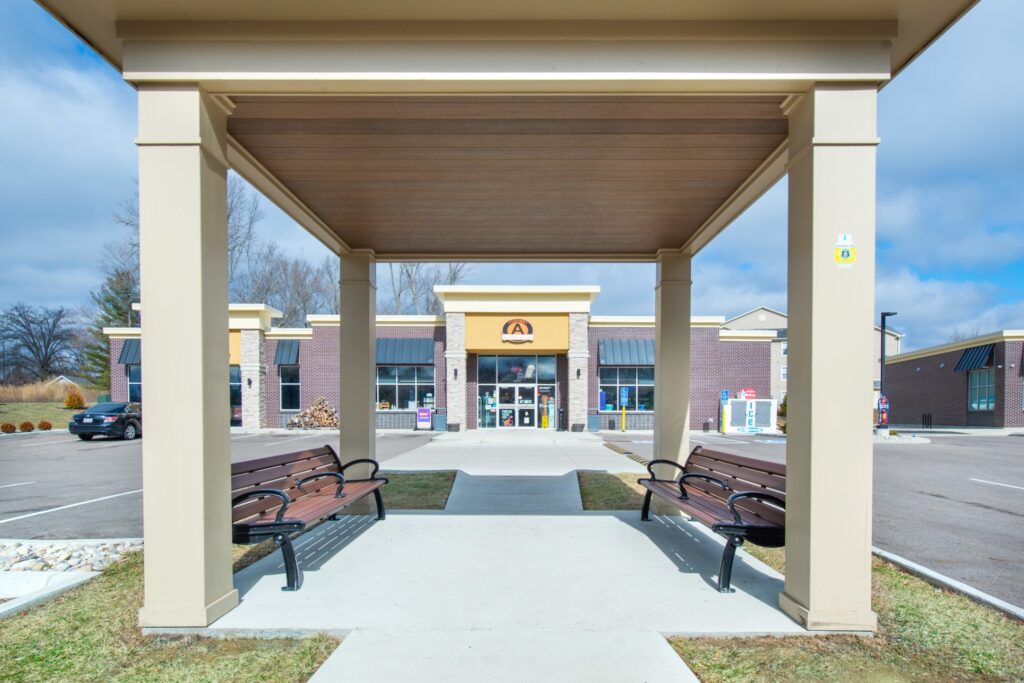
[
  {"x1": 122, "y1": 423, "x2": 138, "y2": 440},
  {"x1": 78, "y1": 434, "x2": 94, "y2": 441}
]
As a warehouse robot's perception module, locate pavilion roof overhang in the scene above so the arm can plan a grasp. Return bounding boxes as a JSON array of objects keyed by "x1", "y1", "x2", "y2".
[{"x1": 34, "y1": 1, "x2": 977, "y2": 260}]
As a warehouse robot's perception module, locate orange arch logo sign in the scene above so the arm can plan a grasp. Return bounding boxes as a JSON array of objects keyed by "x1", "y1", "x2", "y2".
[{"x1": 501, "y1": 318, "x2": 534, "y2": 343}]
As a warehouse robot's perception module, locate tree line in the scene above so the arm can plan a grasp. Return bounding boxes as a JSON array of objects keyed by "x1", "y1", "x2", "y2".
[{"x1": 0, "y1": 175, "x2": 468, "y2": 391}]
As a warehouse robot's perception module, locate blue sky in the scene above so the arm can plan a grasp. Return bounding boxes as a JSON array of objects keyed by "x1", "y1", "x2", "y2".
[{"x1": 0, "y1": 1, "x2": 1021, "y2": 351}]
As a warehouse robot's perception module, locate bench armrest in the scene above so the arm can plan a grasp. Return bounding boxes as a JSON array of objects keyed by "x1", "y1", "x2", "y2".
[
  {"x1": 645, "y1": 459, "x2": 686, "y2": 481},
  {"x1": 726, "y1": 491, "x2": 786, "y2": 525},
  {"x1": 677, "y1": 473, "x2": 729, "y2": 500},
  {"x1": 339, "y1": 458, "x2": 383, "y2": 481},
  {"x1": 232, "y1": 488, "x2": 290, "y2": 523},
  {"x1": 296, "y1": 472, "x2": 346, "y2": 498}
]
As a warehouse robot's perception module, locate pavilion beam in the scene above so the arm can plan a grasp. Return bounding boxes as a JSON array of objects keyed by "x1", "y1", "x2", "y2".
[
  {"x1": 136, "y1": 85, "x2": 238, "y2": 627},
  {"x1": 339, "y1": 252, "x2": 377, "y2": 512},
  {"x1": 120, "y1": 36, "x2": 891, "y2": 95},
  {"x1": 779, "y1": 84, "x2": 879, "y2": 631},
  {"x1": 652, "y1": 251, "x2": 692, "y2": 511}
]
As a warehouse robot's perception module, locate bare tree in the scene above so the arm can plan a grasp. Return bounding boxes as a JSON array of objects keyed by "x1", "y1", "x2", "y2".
[
  {"x1": 313, "y1": 256, "x2": 340, "y2": 315},
  {"x1": 379, "y1": 262, "x2": 472, "y2": 315},
  {"x1": 948, "y1": 327, "x2": 982, "y2": 343},
  {"x1": 0, "y1": 303, "x2": 82, "y2": 381}
]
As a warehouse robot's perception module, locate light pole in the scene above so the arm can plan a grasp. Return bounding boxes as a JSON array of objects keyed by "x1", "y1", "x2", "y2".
[{"x1": 879, "y1": 311, "x2": 897, "y2": 426}]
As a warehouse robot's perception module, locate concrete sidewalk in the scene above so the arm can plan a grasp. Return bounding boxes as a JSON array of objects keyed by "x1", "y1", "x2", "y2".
[{"x1": 206, "y1": 431, "x2": 801, "y2": 681}]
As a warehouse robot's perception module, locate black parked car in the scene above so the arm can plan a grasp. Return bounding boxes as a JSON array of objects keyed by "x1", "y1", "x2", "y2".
[{"x1": 69, "y1": 402, "x2": 142, "y2": 441}]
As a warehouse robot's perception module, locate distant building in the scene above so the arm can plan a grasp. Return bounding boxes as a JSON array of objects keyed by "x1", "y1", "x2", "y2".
[
  {"x1": 885, "y1": 331, "x2": 1024, "y2": 428},
  {"x1": 722, "y1": 306, "x2": 902, "y2": 403}
]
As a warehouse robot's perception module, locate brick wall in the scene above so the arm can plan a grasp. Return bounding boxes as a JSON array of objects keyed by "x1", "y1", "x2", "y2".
[
  {"x1": 587, "y1": 325, "x2": 770, "y2": 429},
  {"x1": 886, "y1": 348, "x2": 968, "y2": 427},
  {"x1": 266, "y1": 325, "x2": 446, "y2": 428},
  {"x1": 466, "y1": 352, "x2": 478, "y2": 430},
  {"x1": 998, "y1": 341, "x2": 1023, "y2": 428},
  {"x1": 109, "y1": 338, "x2": 128, "y2": 402}
]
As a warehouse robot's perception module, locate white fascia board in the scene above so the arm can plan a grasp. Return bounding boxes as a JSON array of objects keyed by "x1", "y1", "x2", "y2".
[{"x1": 886, "y1": 331, "x2": 1024, "y2": 364}]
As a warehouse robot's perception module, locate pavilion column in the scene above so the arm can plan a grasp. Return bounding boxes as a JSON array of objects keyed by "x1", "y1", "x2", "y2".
[
  {"x1": 136, "y1": 86, "x2": 237, "y2": 627},
  {"x1": 653, "y1": 251, "x2": 692, "y2": 512},
  {"x1": 339, "y1": 252, "x2": 377, "y2": 512},
  {"x1": 779, "y1": 84, "x2": 879, "y2": 631}
]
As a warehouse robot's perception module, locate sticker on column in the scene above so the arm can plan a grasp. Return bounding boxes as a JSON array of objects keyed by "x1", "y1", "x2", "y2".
[{"x1": 834, "y1": 234, "x2": 857, "y2": 269}]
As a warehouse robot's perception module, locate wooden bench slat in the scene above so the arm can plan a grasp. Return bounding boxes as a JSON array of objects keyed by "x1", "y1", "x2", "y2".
[
  {"x1": 231, "y1": 447, "x2": 336, "y2": 476},
  {"x1": 686, "y1": 454, "x2": 787, "y2": 494},
  {"x1": 687, "y1": 448, "x2": 786, "y2": 476},
  {"x1": 238, "y1": 481, "x2": 385, "y2": 527},
  {"x1": 231, "y1": 453, "x2": 339, "y2": 492}
]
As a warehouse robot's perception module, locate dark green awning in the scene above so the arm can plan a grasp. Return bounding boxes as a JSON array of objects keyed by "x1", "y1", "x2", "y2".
[
  {"x1": 598, "y1": 339, "x2": 655, "y2": 366},
  {"x1": 117, "y1": 339, "x2": 141, "y2": 365},
  {"x1": 274, "y1": 339, "x2": 300, "y2": 365},
  {"x1": 376, "y1": 338, "x2": 433, "y2": 364},
  {"x1": 954, "y1": 344, "x2": 993, "y2": 373}
]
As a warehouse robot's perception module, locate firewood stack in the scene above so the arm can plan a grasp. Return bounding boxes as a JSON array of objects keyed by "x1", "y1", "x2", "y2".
[{"x1": 286, "y1": 397, "x2": 339, "y2": 429}]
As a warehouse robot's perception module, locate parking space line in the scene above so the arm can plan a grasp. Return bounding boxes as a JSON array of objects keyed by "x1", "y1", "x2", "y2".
[
  {"x1": 20, "y1": 439, "x2": 74, "y2": 447},
  {"x1": 0, "y1": 488, "x2": 142, "y2": 525},
  {"x1": 261, "y1": 434, "x2": 321, "y2": 447},
  {"x1": 970, "y1": 478, "x2": 1024, "y2": 492},
  {"x1": 0, "y1": 481, "x2": 34, "y2": 490}
]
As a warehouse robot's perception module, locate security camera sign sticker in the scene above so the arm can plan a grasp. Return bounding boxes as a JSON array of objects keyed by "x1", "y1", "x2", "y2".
[{"x1": 834, "y1": 234, "x2": 857, "y2": 269}]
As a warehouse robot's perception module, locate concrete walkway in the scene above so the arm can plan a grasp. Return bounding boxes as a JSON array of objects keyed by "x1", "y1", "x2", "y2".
[{"x1": 209, "y1": 432, "x2": 801, "y2": 682}]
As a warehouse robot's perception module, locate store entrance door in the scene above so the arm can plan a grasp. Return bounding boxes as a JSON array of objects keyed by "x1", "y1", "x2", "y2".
[{"x1": 497, "y1": 385, "x2": 536, "y2": 428}]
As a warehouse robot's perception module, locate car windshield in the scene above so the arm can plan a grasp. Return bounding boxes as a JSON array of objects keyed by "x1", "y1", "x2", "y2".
[{"x1": 85, "y1": 403, "x2": 126, "y2": 414}]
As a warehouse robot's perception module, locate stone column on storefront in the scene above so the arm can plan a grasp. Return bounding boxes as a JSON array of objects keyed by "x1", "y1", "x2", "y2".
[
  {"x1": 568, "y1": 312, "x2": 590, "y2": 430},
  {"x1": 445, "y1": 312, "x2": 467, "y2": 430},
  {"x1": 239, "y1": 328, "x2": 266, "y2": 430}
]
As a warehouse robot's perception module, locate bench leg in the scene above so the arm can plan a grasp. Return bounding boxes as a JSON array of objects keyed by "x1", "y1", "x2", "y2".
[
  {"x1": 641, "y1": 490, "x2": 653, "y2": 521},
  {"x1": 274, "y1": 533, "x2": 303, "y2": 592},
  {"x1": 373, "y1": 488, "x2": 386, "y2": 521},
  {"x1": 717, "y1": 536, "x2": 743, "y2": 593}
]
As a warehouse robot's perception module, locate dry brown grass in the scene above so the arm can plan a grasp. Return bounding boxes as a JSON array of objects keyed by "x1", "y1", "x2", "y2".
[{"x1": 0, "y1": 380, "x2": 101, "y2": 404}]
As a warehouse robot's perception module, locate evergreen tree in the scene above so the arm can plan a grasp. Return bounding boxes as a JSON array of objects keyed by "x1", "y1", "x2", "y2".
[{"x1": 81, "y1": 268, "x2": 138, "y2": 390}]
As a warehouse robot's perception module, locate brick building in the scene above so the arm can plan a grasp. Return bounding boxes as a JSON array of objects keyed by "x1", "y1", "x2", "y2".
[
  {"x1": 105, "y1": 285, "x2": 774, "y2": 431},
  {"x1": 886, "y1": 331, "x2": 1024, "y2": 428}
]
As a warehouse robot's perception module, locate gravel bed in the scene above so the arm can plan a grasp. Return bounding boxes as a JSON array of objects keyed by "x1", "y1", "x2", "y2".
[{"x1": 0, "y1": 540, "x2": 142, "y2": 573}]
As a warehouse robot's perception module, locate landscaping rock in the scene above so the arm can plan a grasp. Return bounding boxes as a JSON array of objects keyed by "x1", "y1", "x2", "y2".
[{"x1": 0, "y1": 540, "x2": 142, "y2": 573}]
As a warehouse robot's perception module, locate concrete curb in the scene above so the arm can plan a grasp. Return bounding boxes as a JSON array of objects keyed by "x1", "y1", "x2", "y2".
[
  {"x1": 873, "y1": 547, "x2": 1024, "y2": 622},
  {"x1": 0, "y1": 571, "x2": 98, "y2": 620}
]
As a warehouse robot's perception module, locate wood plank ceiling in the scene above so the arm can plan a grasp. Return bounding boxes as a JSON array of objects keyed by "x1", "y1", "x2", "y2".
[{"x1": 227, "y1": 96, "x2": 787, "y2": 258}]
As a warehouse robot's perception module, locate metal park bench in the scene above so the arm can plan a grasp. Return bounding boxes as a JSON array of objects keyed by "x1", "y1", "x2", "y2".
[
  {"x1": 231, "y1": 445, "x2": 388, "y2": 591},
  {"x1": 638, "y1": 445, "x2": 785, "y2": 593}
]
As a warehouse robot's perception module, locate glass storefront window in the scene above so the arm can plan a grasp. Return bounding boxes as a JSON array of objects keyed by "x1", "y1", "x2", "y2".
[
  {"x1": 599, "y1": 366, "x2": 655, "y2": 411},
  {"x1": 477, "y1": 355, "x2": 557, "y2": 428},
  {"x1": 968, "y1": 367, "x2": 995, "y2": 411},
  {"x1": 377, "y1": 364, "x2": 434, "y2": 410},
  {"x1": 280, "y1": 365, "x2": 300, "y2": 411},
  {"x1": 229, "y1": 364, "x2": 242, "y2": 427},
  {"x1": 127, "y1": 364, "x2": 142, "y2": 403}
]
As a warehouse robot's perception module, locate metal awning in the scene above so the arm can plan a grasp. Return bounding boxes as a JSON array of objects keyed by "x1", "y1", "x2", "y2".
[
  {"x1": 376, "y1": 338, "x2": 434, "y2": 365},
  {"x1": 117, "y1": 339, "x2": 141, "y2": 365},
  {"x1": 954, "y1": 344, "x2": 994, "y2": 373},
  {"x1": 598, "y1": 339, "x2": 655, "y2": 366},
  {"x1": 274, "y1": 339, "x2": 300, "y2": 365}
]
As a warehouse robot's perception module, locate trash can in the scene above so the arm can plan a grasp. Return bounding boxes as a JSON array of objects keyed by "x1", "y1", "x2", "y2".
[
  {"x1": 433, "y1": 413, "x2": 447, "y2": 432},
  {"x1": 557, "y1": 408, "x2": 566, "y2": 431},
  {"x1": 587, "y1": 414, "x2": 601, "y2": 432}
]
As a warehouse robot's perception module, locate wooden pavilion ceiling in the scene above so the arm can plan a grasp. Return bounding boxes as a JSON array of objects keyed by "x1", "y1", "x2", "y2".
[{"x1": 227, "y1": 95, "x2": 788, "y2": 257}]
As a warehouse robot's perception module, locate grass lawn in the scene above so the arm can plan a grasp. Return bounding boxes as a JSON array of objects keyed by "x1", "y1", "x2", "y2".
[
  {"x1": 0, "y1": 402, "x2": 89, "y2": 430},
  {"x1": 0, "y1": 552, "x2": 337, "y2": 683},
  {"x1": 577, "y1": 472, "x2": 1024, "y2": 682}
]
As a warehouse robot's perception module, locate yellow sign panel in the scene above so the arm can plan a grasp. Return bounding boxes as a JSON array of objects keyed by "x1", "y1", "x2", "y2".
[
  {"x1": 465, "y1": 314, "x2": 569, "y2": 353},
  {"x1": 228, "y1": 330, "x2": 241, "y2": 365}
]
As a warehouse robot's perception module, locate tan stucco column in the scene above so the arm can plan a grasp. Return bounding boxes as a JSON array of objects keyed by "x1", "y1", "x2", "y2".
[
  {"x1": 567, "y1": 312, "x2": 589, "y2": 430},
  {"x1": 136, "y1": 85, "x2": 237, "y2": 627},
  {"x1": 779, "y1": 84, "x2": 879, "y2": 631},
  {"x1": 653, "y1": 251, "x2": 692, "y2": 509},
  {"x1": 444, "y1": 312, "x2": 467, "y2": 430},
  {"x1": 339, "y1": 252, "x2": 376, "y2": 510}
]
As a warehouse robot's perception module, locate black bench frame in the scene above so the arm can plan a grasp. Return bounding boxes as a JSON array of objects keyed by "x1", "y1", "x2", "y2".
[
  {"x1": 639, "y1": 450, "x2": 785, "y2": 593},
  {"x1": 232, "y1": 450, "x2": 388, "y2": 591}
]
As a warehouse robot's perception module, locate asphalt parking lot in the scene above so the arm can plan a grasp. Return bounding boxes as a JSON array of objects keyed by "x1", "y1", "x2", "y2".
[
  {"x1": 0, "y1": 431, "x2": 433, "y2": 541},
  {"x1": 604, "y1": 431, "x2": 1024, "y2": 607}
]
